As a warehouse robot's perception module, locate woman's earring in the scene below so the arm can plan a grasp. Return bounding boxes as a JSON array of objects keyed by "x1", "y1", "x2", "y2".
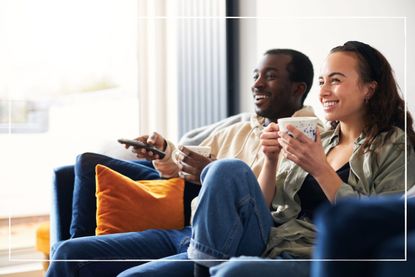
[{"x1": 364, "y1": 97, "x2": 369, "y2": 104}]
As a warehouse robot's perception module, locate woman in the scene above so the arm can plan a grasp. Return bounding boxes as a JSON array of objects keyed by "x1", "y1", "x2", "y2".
[{"x1": 187, "y1": 41, "x2": 415, "y2": 277}]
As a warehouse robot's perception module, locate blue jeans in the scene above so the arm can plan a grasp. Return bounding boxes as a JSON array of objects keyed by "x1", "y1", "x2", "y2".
[
  {"x1": 187, "y1": 159, "x2": 274, "y2": 267},
  {"x1": 46, "y1": 227, "x2": 193, "y2": 277},
  {"x1": 48, "y1": 152, "x2": 201, "y2": 276},
  {"x1": 187, "y1": 159, "x2": 311, "y2": 276},
  {"x1": 118, "y1": 252, "x2": 191, "y2": 277},
  {"x1": 210, "y1": 255, "x2": 310, "y2": 277}
]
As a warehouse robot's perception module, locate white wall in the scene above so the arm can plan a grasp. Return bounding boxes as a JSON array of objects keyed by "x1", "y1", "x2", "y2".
[{"x1": 238, "y1": 0, "x2": 415, "y2": 123}]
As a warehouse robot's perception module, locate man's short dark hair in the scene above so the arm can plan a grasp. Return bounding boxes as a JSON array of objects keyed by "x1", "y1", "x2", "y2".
[{"x1": 264, "y1": 49, "x2": 314, "y2": 105}]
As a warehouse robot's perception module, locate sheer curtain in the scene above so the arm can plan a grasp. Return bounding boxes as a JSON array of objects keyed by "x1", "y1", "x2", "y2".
[{"x1": 137, "y1": 0, "x2": 227, "y2": 142}]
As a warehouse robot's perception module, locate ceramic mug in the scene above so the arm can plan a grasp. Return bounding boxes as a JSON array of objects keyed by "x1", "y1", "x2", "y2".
[
  {"x1": 277, "y1": 117, "x2": 318, "y2": 141},
  {"x1": 172, "y1": 145, "x2": 211, "y2": 164}
]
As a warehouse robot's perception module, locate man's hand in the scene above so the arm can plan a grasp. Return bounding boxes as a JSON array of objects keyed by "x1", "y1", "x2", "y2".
[
  {"x1": 175, "y1": 146, "x2": 215, "y2": 185},
  {"x1": 128, "y1": 132, "x2": 167, "y2": 160},
  {"x1": 260, "y1": 122, "x2": 282, "y2": 164}
]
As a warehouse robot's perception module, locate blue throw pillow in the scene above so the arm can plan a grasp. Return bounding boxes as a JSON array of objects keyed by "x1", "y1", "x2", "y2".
[{"x1": 70, "y1": 152, "x2": 159, "y2": 238}]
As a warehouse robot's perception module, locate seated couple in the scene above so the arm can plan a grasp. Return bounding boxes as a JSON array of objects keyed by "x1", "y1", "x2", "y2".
[{"x1": 46, "y1": 42, "x2": 415, "y2": 277}]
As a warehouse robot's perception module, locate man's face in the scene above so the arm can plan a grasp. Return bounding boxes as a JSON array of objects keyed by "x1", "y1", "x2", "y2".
[{"x1": 251, "y1": 54, "x2": 296, "y2": 120}]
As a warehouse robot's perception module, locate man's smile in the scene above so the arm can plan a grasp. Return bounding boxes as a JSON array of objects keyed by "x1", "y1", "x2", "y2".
[{"x1": 254, "y1": 93, "x2": 271, "y2": 105}]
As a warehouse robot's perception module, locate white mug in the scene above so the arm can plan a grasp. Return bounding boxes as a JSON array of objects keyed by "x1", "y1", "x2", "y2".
[
  {"x1": 172, "y1": 145, "x2": 211, "y2": 164},
  {"x1": 277, "y1": 117, "x2": 318, "y2": 141}
]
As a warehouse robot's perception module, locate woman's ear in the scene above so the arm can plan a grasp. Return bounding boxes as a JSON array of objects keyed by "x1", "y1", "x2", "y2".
[{"x1": 364, "y1": 81, "x2": 377, "y2": 100}]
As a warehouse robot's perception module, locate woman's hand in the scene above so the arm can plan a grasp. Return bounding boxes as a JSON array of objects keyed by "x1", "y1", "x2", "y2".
[
  {"x1": 260, "y1": 122, "x2": 282, "y2": 164},
  {"x1": 278, "y1": 125, "x2": 344, "y2": 202},
  {"x1": 278, "y1": 125, "x2": 329, "y2": 177}
]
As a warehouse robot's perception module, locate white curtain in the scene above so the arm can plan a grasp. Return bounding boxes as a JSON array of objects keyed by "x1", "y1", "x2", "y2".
[
  {"x1": 137, "y1": 0, "x2": 227, "y2": 142},
  {"x1": 137, "y1": 0, "x2": 175, "y2": 139}
]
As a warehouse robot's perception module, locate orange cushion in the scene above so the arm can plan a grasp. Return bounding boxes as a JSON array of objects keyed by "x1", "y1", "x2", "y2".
[{"x1": 95, "y1": 164, "x2": 184, "y2": 235}]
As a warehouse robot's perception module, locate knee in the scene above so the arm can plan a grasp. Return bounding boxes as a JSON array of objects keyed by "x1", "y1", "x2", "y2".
[
  {"x1": 51, "y1": 239, "x2": 83, "y2": 260},
  {"x1": 76, "y1": 152, "x2": 105, "y2": 167},
  {"x1": 201, "y1": 159, "x2": 251, "y2": 184},
  {"x1": 50, "y1": 241, "x2": 63, "y2": 258},
  {"x1": 200, "y1": 159, "x2": 256, "y2": 197}
]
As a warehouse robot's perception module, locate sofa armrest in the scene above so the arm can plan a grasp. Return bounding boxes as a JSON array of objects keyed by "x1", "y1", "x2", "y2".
[
  {"x1": 313, "y1": 197, "x2": 415, "y2": 277},
  {"x1": 50, "y1": 165, "x2": 75, "y2": 246},
  {"x1": 50, "y1": 162, "x2": 198, "y2": 246}
]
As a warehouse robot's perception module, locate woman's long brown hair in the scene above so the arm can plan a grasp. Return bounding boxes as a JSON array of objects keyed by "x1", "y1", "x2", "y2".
[{"x1": 330, "y1": 41, "x2": 415, "y2": 151}]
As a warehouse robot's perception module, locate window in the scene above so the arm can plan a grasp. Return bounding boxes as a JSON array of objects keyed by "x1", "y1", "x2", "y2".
[{"x1": 0, "y1": 0, "x2": 138, "y2": 254}]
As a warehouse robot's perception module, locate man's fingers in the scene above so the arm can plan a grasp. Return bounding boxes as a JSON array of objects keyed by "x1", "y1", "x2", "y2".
[
  {"x1": 147, "y1": 132, "x2": 158, "y2": 144},
  {"x1": 178, "y1": 162, "x2": 200, "y2": 176},
  {"x1": 260, "y1": 132, "x2": 279, "y2": 141},
  {"x1": 132, "y1": 147, "x2": 161, "y2": 160},
  {"x1": 178, "y1": 145, "x2": 203, "y2": 158},
  {"x1": 179, "y1": 146, "x2": 196, "y2": 158},
  {"x1": 179, "y1": 162, "x2": 200, "y2": 184},
  {"x1": 261, "y1": 137, "x2": 280, "y2": 147},
  {"x1": 176, "y1": 146, "x2": 209, "y2": 163},
  {"x1": 178, "y1": 171, "x2": 201, "y2": 184},
  {"x1": 264, "y1": 122, "x2": 280, "y2": 132}
]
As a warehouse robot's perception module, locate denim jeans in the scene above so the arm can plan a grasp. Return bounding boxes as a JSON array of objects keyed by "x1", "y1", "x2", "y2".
[
  {"x1": 48, "y1": 152, "x2": 199, "y2": 276},
  {"x1": 118, "y1": 252, "x2": 193, "y2": 277},
  {"x1": 187, "y1": 159, "x2": 274, "y2": 267},
  {"x1": 46, "y1": 227, "x2": 193, "y2": 277},
  {"x1": 210, "y1": 255, "x2": 310, "y2": 277}
]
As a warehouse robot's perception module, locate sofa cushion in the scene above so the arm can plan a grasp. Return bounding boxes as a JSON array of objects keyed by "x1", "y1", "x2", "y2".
[
  {"x1": 95, "y1": 165, "x2": 184, "y2": 235},
  {"x1": 71, "y1": 153, "x2": 160, "y2": 238}
]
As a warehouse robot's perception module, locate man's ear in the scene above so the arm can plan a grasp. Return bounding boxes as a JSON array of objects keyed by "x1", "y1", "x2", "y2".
[{"x1": 292, "y1": 82, "x2": 306, "y2": 101}]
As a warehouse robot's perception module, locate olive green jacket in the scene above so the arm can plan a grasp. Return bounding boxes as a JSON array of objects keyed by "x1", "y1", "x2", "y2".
[{"x1": 263, "y1": 126, "x2": 415, "y2": 258}]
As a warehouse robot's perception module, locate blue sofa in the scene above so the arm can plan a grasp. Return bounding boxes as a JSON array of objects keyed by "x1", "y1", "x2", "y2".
[
  {"x1": 50, "y1": 112, "x2": 254, "y2": 246},
  {"x1": 311, "y1": 196, "x2": 414, "y2": 277},
  {"x1": 49, "y1": 112, "x2": 415, "y2": 276},
  {"x1": 50, "y1": 162, "x2": 200, "y2": 246},
  {"x1": 50, "y1": 162, "x2": 415, "y2": 277}
]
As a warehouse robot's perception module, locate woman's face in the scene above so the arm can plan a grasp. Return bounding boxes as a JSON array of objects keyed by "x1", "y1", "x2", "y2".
[{"x1": 319, "y1": 52, "x2": 372, "y2": 124}]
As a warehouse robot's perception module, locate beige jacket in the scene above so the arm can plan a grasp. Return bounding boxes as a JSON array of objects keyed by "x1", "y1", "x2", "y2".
[{"x1": 153, "y1": 106, "x2": 321, "y2": 178}]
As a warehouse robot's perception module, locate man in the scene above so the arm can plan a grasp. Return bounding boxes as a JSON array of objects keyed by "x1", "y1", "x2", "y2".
[
  {"x1": 47, "y1": 48, "x2": 320, "y2": 277},
  {"x1": 133, "y1": 48, "x2": 316, "y2": 183}
]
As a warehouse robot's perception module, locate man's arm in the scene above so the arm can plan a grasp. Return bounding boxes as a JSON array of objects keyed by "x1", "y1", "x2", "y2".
[{"x1": 258, "y1": 122, "x2": 281, "y2": 207}]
